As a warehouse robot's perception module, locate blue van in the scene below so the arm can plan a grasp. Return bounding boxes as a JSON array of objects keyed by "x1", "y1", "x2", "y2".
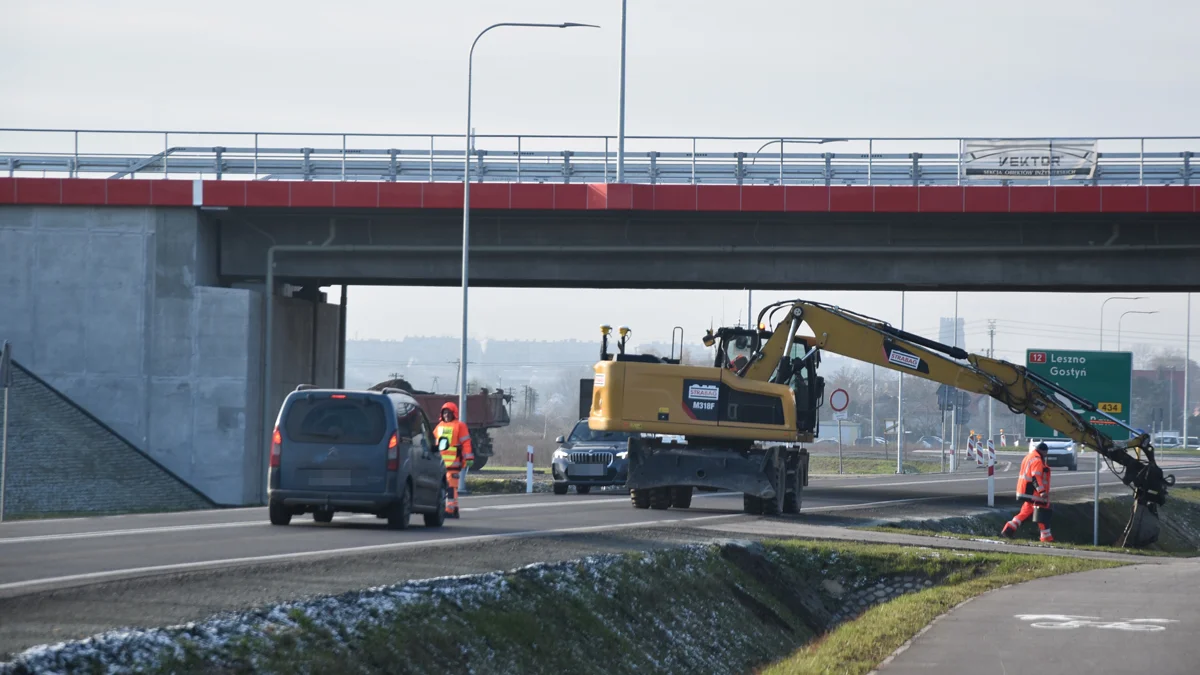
[{"x1": 267, "y1": 386, "x2": 448, "y2": 529}]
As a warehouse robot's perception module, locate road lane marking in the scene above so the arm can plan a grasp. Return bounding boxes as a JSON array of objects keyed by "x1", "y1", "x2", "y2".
[
  {"x1": 6, "y1": 467, "x2": 1197, "y2": 545},
  {"x1": 0, "y1": 493, "x2": 726, "y2": 544},
  {"x1": 0, "y1": 484, "x2": 1046, "y2": 593},
  {"x1": 0, "y1": 513, "x2": 744, "y2": 594}
]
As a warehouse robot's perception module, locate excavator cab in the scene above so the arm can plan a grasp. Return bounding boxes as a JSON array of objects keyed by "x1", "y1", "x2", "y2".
[
  {"x1": 786, "y1": 338, "x2": 824, "y2": 435},
  {"x1": 704, "y1": 326, "x2": 763, "y2": 372}
]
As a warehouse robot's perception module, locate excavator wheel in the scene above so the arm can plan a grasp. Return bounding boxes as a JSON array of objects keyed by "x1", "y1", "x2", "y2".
[
  {"x1": 649, "y1": 487, "x2": 672, "y2": 510},
  {"x1": 759, "y1": 450, "x2": 787, "y2": 516},
  {"x1": 670, "y1": 486, "x2": 693, "y2": 509},
  {"x1": 631, "y1": 488, "x2": 651, "y2": 509},
  {"x1": 783, "y1": 452, "x2": 803, "y2": 514}
]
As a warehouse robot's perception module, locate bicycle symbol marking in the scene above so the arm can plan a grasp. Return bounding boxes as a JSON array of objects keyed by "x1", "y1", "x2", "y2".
[{"x1": 1015, "y1": 614, "x2": 1178, "y2": 632}]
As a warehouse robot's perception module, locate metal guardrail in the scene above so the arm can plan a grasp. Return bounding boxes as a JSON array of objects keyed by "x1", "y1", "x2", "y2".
[{"x1": 1, "y1": 129, "x2": 1196, "y2": 186}]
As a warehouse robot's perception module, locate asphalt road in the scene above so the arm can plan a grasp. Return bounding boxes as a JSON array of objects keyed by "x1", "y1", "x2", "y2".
[
  {"x1": 2, "y1": 462, "x2": 1197, "y2": 657},
  {"x1": 2, "y1": 458, "x2": 1175, "y2": 593},
  {"x1": 878, "y1": 562, "x2": 1200, "y2": 675}
]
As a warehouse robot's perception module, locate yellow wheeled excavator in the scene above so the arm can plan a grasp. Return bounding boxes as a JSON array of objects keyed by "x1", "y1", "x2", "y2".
[{"x1": 587, "y1": 298, "x2": 1174, "y2": 548}]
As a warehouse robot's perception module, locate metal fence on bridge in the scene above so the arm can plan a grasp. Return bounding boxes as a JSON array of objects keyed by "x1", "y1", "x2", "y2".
[{"x1": 1, "y1": 128, "x2": 1196, "y2": 187}]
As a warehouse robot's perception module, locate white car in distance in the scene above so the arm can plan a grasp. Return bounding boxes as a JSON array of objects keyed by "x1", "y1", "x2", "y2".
[{"x1": 1029, "y1": 438, "x2": 1078, "y2": 471}]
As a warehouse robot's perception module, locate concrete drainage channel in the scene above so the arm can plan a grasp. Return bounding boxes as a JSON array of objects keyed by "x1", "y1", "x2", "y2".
[{"x1": 0, "y1": 538, "x2": 1115, "y2": 675}]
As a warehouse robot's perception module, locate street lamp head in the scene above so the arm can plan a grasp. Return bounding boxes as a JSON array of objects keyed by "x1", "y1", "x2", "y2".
[{"x1": 560, "y1": 22, "x2": 601, "y2": 28}]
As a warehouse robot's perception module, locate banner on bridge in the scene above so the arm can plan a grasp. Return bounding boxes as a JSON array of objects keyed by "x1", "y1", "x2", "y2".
[{"x1": 963, "y1": 139, "x2": 1098, "y2": 180}]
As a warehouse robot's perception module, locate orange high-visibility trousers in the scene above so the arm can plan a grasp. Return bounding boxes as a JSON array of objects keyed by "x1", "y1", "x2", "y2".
[
  {"x1": 444, "y1": 461, "x2": 462, "y2": 518},
  {"x1": 1002, "y1": 501, "x2": 1053, "y2": 541}
]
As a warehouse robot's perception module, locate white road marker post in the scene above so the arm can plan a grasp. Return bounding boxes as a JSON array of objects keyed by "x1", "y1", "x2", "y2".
[
  {"x1": 526, "y1": 445, "x2": 534, "y2": 494},
  {"x1": 987, "y1": 439, "x2": 996, "y2": 506}
]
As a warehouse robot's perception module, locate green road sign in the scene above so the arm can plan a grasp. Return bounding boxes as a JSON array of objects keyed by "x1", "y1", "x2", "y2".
[{"x1": 1024, "y1": 349, "x2": 1132, "y2": 443}]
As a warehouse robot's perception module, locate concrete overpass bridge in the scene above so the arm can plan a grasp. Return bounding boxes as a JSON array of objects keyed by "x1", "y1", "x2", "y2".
[{"x1": 1, "y1": 129, "x2": 1198, "y2": 509}]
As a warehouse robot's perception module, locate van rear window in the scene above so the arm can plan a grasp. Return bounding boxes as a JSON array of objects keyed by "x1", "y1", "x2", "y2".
[{"x1": 284, "y1": 396, "x2": 387, "y2": 444}]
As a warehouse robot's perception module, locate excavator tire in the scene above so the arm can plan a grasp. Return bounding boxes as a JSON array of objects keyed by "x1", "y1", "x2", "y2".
[
  {"x1": 670, "y1": 486, "x2": 693, "y2": 509},
  {"x1": 649, "y1": 487, "x2": 672, "y2": 510},
  {"x1": 631, "y1": 488, "x2": 651, "y2": 509},
  {"x1": 760, "y1": 450, "x2": 786, "y2": 516},
  {"x1": 783, "y1": 452, "x2": 802, "y2": 514}
]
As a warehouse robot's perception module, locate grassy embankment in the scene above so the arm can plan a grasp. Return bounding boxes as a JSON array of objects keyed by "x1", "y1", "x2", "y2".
[
  {"x1": 863, "y1": 485, "x2": 1200, "y2": 557},
  {"x1": 33, "y1": 540, "x2": 1117, "y2": 675}
]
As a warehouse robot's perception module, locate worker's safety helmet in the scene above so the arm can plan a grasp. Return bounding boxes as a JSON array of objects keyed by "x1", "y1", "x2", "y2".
[{"x1": 1036, "y1": 442, "x2": 1048, "y2": 453}]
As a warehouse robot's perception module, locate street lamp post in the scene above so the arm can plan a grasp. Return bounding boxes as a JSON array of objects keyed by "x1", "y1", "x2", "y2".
[
  {"x1": 897, "y1": 290, "x2": 905, "y2": 474},
  {"x1": 1094, "y1": 295, "x2": 1146, "y2": 544},
  {"x1": 1117, "y1": 310, "x2": 1157, "y2": 352},
  {"x1": 1100, "y1": 296, "x2": 1146, "y2": 350},
  {"x1": 460, "y1": 21, "x2": 599, "y2": 436},
  {"x1": 617, "y1": 0, "x2": 627, "y2": 182}
]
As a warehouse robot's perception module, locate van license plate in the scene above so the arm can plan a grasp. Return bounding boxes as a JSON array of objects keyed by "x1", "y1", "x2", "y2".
[{"x1": 313, "y1": 470, "x2": 351, "y2": 486}]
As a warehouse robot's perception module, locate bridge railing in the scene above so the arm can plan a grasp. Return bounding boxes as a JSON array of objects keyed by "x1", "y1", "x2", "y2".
[{"x1": 1, "y1": 129, "x2": 1196, "y2": 186}]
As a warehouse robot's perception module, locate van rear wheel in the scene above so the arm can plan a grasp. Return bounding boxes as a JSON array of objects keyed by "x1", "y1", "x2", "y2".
[
  {"x1": 269, "y1": 501, "x2": 291, "y2": 526},
  {"x1": 387, "y1": 482, "x2": 412, "y2": 530},
  {"x1": 424, "y1": 481, "x2": 448, "y2": 528}
]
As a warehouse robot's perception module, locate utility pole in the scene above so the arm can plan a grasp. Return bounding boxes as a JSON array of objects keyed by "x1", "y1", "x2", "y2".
[
  {"x1": 896, "y1": 291, "x2": 905, "y2": 474},
  {"x1": 1186, "y1": 293, "x2": 1191, "y2": 449},
  {"x1": 616, "y1": 0, "x2": 627, "y2": 182},
  {"x1": 987, "y1": 319, "x2": 996, "y2": 445},
  {"x1": 950, "y1": 293, "x2": 959, "y2": 462}
]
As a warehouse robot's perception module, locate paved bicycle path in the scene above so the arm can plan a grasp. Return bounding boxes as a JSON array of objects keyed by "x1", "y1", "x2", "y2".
[{"x1": 875, "y1": 561, "x2": 1200, "y2": 674}]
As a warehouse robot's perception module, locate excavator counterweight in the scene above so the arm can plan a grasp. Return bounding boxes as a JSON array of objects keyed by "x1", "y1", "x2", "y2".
[{"x1": 587, "y1": 298, "x2": 1173, "y2": 547}]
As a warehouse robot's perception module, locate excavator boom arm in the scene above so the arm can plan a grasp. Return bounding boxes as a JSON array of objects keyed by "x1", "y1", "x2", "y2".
[{"x1": 767, "y1": 300, "x2": 1172, "y2": 508}]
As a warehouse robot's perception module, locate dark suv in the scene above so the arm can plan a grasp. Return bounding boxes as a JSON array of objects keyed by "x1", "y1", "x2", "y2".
[
  {"x1": 267, "y1": 386, "x2": 448, "y2": 529},
  {"x1": 551, "y1": 419, "x2": 638, "y2": 494}
]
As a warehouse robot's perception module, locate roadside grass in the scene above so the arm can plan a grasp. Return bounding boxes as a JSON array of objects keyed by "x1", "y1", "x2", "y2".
[
  {"x1": 761, "y1": 547, "x2": 1120, "y2": 675},
  {"x1": 862, "y1": 525, "x2": 1184, "y2": 557},
  {"x1": 809, "y1": 457, "x2": 942, "y2": 475},
  {"x1": 474, "y1": 465, "x2": 548, "y2": 474},
  {"x1": 856, "y1": 486, "x2": 1200, "y2": 558},
  {"x1": 464, "y1": 476, "x2": 551, "y2": 494}
]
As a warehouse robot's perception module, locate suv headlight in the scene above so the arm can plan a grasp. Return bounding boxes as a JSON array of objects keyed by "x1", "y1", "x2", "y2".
[
  {"x1": 616, "y1": 451, "x2": 628, "y2": 460},
  {"x1": 553, "y1": 448, "x2": 568, "y2": 461}
]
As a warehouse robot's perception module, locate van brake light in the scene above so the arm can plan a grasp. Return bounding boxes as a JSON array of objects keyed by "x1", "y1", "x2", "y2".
[
  {"x1": 387, "y1": 432, "x2": 399, "y2": 470},
  {"x1": 331, "y1": 394, "x2": 347, "y2": 399},
  {"x1": 270, "y1": 427, "x2": 282, "y2": 468}
]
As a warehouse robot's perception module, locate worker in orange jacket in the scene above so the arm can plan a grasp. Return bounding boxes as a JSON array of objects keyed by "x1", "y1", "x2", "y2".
[
  {"x1": 1001, "y1": 442, "x2": 1054, "y2": 542},
  {"x1": 433, "y1": 401, "x2": 472, "y2": 519}
]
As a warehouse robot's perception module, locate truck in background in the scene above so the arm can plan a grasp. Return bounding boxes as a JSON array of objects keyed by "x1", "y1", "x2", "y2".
[{"x1": 369, "y1": 377, "x2": 513, "y2": 470}]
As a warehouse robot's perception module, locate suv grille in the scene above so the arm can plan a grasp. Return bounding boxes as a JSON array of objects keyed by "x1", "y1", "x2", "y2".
[{"x1": 570, "y1": 452, "x2": 613, "y2": 465}]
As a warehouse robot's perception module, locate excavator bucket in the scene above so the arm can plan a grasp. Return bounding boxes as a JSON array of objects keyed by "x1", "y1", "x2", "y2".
[{"x1": 1117, "y1": 499, "x2": 1161, "y2": 548}]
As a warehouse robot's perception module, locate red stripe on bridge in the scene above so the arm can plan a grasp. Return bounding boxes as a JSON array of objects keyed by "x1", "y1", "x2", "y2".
[{"x1": 1, "y1": 178, "x2": 1197, "y2": 213}]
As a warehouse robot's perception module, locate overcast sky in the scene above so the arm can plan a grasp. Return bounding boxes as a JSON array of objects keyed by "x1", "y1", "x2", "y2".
[{"x1": 4, "y1": 0, "x2": 1199, "y2": 363}]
